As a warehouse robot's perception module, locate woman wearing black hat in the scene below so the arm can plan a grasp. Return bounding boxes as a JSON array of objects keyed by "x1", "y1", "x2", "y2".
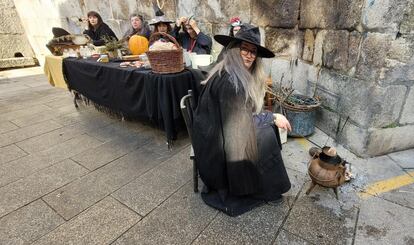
[
  {"x1": 83, "y1": 11, "x2": 118, "y2": 46},
  {"x1": 191, "y1": 23, "x2": 292, "y2": 216}
]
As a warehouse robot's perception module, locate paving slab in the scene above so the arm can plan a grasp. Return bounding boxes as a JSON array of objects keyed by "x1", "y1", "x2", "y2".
[
  {"x1": 273, "y1": 229, "x2": 313, "y2": 245},
  {"x1": 193, "y1": 202, "x2": 289, "y2": 245},
  {"x1": 112, "y1": 182, "x2": 218, "y2": 245},
  {"x1": 15, "y1": 118, "x2": 113, "y2": 154},
  {"x1": 43, "y1": 145, "x2": 168, "y2": 220},
  {"x1": 0, "y1": 134, "x2": 101, "y2": 187},
  {"x1": 282, "y1": 138, "x2": 314, "y2": 174},
  {"x1": 0, "y1": 159, "x2": 88, "y2": 218},
  {"x1": 388, "y1": 148, "x2": 414, "y2": 169},
  {"x1": 0, "y1": 120, "x2": 62, "y2": 147},
  {"x1": 0, "y1": 144, "x2": 27, "y2": 165},
  {"x1": 33, "y1": 197, "x2": 141, "y2": 245},
  {"x1": 0, "y1": 121, "x2": 18, "y2": 134},
  {"x1": 10, "y1": 104, "x2": 77, "y2": 128},
  {"x1": 0, "y1": 104, "x2": 52, "y2": 122},
  {"x1": 72, "y1": 131, "x2": 151, "y2": 171},
  {"x1": 283, "y1": 194, "x2": 358, "y2": 245},
  {"x1": 112, "y1": 146, "x2": 192, "y2": 216},
  {"x1": 354, "y1": 196, "x2": 414, "y2": 245},
  {"x1": 0, "y1": 199, "x2": 64, "y2": 244}
]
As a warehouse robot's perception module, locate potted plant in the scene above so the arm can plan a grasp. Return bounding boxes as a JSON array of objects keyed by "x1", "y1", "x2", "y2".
[{"x1": 103, "y1": 36, "x2": 124, "y2": 59}]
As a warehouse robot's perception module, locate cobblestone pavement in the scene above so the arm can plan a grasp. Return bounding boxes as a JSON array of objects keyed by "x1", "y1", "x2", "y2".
[{"x1": 1, "y1": 67, "x2": 413, "y2": 244}]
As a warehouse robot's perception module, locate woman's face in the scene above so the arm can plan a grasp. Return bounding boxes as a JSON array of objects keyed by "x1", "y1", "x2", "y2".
[
  {"x1": 131, "y1": 16, "x2": 142, "y2": 29},
  {"x1": 240, "y1": 41, "x2": 257, "y2": 70},
  {"x1": 157, "y1": 23, "x2": 168, "y2": 33},
  {"x1": 88, "y1": 16, "x2": 99, "y2": 27}
]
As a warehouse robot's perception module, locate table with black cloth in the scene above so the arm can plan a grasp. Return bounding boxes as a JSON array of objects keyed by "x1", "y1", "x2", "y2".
[{"x1": 62, "y1": 57, "x2": 204, "y2": 143}]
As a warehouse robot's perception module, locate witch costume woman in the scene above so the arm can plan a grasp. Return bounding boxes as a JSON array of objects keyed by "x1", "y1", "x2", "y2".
[{"x1": 191, "y1": 24, "x2": 291, "y2": 216}]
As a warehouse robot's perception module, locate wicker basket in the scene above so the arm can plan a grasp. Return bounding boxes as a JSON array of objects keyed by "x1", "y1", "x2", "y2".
[{"x1": 146, "y1": 32, "x2": 184, "y2": 74}]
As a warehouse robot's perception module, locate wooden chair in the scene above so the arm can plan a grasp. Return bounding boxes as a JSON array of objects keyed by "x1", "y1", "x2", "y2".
[{"x1": 180, "y1": 90, "x2": 199, "y2": 192}]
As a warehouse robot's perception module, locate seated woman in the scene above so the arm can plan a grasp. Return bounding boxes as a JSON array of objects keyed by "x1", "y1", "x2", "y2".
[
  {"x1": 83, "y1": 11, "x2": 118, "y2": 46},
  {"x1": 191, "y1": 23, "x2": 292, "y2": 217},
  {"x1": 122, "y1": 14, "x2": 151, "y2": 41},
  {"x1": 173, "y1": 16, "x2": 212, "y2": 54},
  {"x1": 149, "y1": 6, "x2": 174, "y2": 35}
]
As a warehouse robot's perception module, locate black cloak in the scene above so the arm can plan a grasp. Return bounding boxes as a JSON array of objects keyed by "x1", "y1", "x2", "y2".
[{"x1": 191, "y1": 71, "x2": 291, "y2": 216}]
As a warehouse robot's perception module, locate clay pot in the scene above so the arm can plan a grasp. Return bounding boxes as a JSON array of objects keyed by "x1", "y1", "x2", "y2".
[{"x1": 308, "y1": 158, "x2": 346, "y2": 188}]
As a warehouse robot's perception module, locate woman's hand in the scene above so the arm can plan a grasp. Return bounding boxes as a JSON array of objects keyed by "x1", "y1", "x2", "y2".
[
  {"x1": 176, "y1": 16, "x2": 187, "y2": 26},
  {"x1": 273, "y1": 113, "x2": 292, "y2": 131}
]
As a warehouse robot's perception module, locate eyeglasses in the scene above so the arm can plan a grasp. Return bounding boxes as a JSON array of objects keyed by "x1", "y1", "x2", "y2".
[{"x1": 240, "y1": 47, "x2": 257, "y2": 57}]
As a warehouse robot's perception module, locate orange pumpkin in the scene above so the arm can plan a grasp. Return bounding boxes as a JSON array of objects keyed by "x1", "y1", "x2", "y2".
[{"x1": 128, "y1": 35, "x2": 149, "y2": 55}]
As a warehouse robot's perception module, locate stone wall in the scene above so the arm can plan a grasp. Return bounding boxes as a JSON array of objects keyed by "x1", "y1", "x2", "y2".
[
  {"x1": 0, "y1": 0, "x2": 36, "y2": 69},
  {"x1": 12, "y1": 0, "x2": 414, "y2": 156}
]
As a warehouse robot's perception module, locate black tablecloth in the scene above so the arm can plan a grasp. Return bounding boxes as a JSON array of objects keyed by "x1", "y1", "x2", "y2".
[{"x1": 62, "y1": 58, "x2": 204, "y2": 141}]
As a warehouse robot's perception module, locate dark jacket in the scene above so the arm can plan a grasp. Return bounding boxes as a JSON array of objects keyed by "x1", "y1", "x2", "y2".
[
  {"x1": 122, "y1": 25, "x2": 151, "y2": 41},
  {"x1": 83, "y1": 23, "x2": 118, "y2": 46},
  {"x1": 173, "y1": 25, "x2": 212, "y2": 54},
  {"x1": 192, "y1": 71, "x2": 291, "y2": 216}
]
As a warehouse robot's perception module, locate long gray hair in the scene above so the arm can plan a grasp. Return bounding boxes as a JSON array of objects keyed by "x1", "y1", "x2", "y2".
[{"x1": 203, "y1": 41, "x2": 266, "y2": 113}]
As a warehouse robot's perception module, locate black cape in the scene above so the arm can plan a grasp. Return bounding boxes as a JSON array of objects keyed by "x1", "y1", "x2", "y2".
[
  {"x1": 83, "y1": 23, "x2": 118, "y2": 46},
  {"x1": 192, "y1": 71, "x2": 291, "y2": 216}
]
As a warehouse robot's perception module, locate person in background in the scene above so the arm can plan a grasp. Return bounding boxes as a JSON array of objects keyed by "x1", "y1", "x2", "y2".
[
  {"x1": 122, "y1": 14, "x2": 151, "y2": 41},
  {"x1": 83, "y1": 11, "x2": 118, "y2": 46},
  {"x1": 149, "y1": 4, "x2": 174, "y2": 35},
  {"x1": 191, "y1": 23, "x2": 292, "y2": 217},
  {"x1": 216, "y1": 16, "x2": 243, "y2": 62},
  {"x1": 174, "y1": 16, "x2": 212, "y2": 54}
]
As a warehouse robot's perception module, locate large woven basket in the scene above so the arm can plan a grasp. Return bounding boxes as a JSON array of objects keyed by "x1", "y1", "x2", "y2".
[{"x1": 146, "y1": 32, "x2": 184, "y2": 74}]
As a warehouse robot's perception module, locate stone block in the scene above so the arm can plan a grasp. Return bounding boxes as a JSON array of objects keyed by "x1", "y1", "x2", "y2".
[
  {"x1": 362, "y1": 0, "x2": 410, "y2": 34},
  {"x1": 323, "y1": 30, "x2": 349, "y2": 71},
  {"x1": 0, "y1": 35, "x2": 35, "y2": 59},
  {"x1": 368, "y1": 85, "x2": 407, "y2": 128},
  {"x1": 34, "y1": 197, "x2": 141, "y2": 244},
  {"x1": 0, "y1": 121, "x2": 18, "y2": 134},
  {"x1": 0, "y1": 200, "x2": 64, "y2": 244},
  {"x1": 112, "y1": 147, "x2": 191, "y2": 216},
  {"x1": 313, "y1": 30, "x2": 327, "y2": 67},
  {"x1": 0, "y1": 0, "x2": 14, "y2": 8},
  {"x1": 388, "y1": 148, "x2": 414, "y2": 169},
  {"x1": 0, "y1": 7, "x2": 25, "y2": 34},
  {"x1": 251, "y1": 0, "x2": 300, "y2": 28},
  {"x1": 366, "y1": 124, "x2": 414, "y2": 156},
  {"x1": 284, "y1": 196, "x2": 357, "y2": 244},
  {"x1": 112, "y1": 183, "x2": 217, "y2": 245},
  {"x1": 43, "y1": 145, "x2": 165, "y2": 220},
  {"x1": 53, "y1": 1, "x2": 83, "y2": 19},
  {"x1": 265, "y1": 27, "x2": 303, "y2": 58},
  {"x1": 401, "y1": 87, "x2": 414, "y2": 124},
  {"x1": 83, "y1": 0, "x2": 112, "y2": 20},
  {"x1": 302, "y1": 29, "x2": 314, "y2": 62},
  {"x1": 355, "y1": 196, "x2": 414, "y2": 244},
  {"x1": 400, "y1": 2, "x2": 414, "y2": 34},
  {"x1": 348, "y1": 31, "x2": 362, "y2": 69},
  {"x1": 300, "y1": 0, "x2": 336, "y2": 29},
  {"x1": 336, "y1": 0, "x2": 364, "y2": 29},
  {"x1": 0, "y1": 119, "x2": 62, "y2": 148},
  {"x1": 356, "y1": 33, "x2": 393, "y2": 82},
  {"x1": 0, "y1": 159, "x2": 88, "y2": 217},
  {"x1": 0, "y1": 144, "x2": 27, "y2": 165}
]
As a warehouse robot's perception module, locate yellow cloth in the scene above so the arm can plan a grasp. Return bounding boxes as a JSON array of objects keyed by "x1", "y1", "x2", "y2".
[{"x1": 44, "y1": 55, "x2": 67, "y2": 89}]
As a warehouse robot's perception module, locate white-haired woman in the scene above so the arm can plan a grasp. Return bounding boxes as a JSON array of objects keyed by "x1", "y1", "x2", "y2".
[{"x1": 191, "y1": 23, "x2": 292, "y2": 216}]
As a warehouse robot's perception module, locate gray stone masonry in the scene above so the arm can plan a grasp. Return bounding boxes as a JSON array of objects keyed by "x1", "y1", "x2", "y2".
[
  {"x1": 0, "y1": 67, "x2": 413, "y2": 244},
  {"x1": 9, "y1": 0, "x2": 414, "y2": 156}
]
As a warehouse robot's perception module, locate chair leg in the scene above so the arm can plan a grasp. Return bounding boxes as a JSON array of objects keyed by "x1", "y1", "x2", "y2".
[
  {"x1": 193, "y1": 159, "x2": 198, "y2": 193},
  {"x1": 333, "y1": 187, "x2": 339, "y2": 200}
]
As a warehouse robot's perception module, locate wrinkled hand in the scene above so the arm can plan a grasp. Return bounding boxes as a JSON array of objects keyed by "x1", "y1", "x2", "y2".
[
  {"x1": 273, "y1": 113, "x2": 292, "y2": 131},
  {"x1": 176, "y1": 16, "x2": 187, "y2": 26},
  {"x1": 188, "y1": 19, "x2": 200, "y2": 34}
]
